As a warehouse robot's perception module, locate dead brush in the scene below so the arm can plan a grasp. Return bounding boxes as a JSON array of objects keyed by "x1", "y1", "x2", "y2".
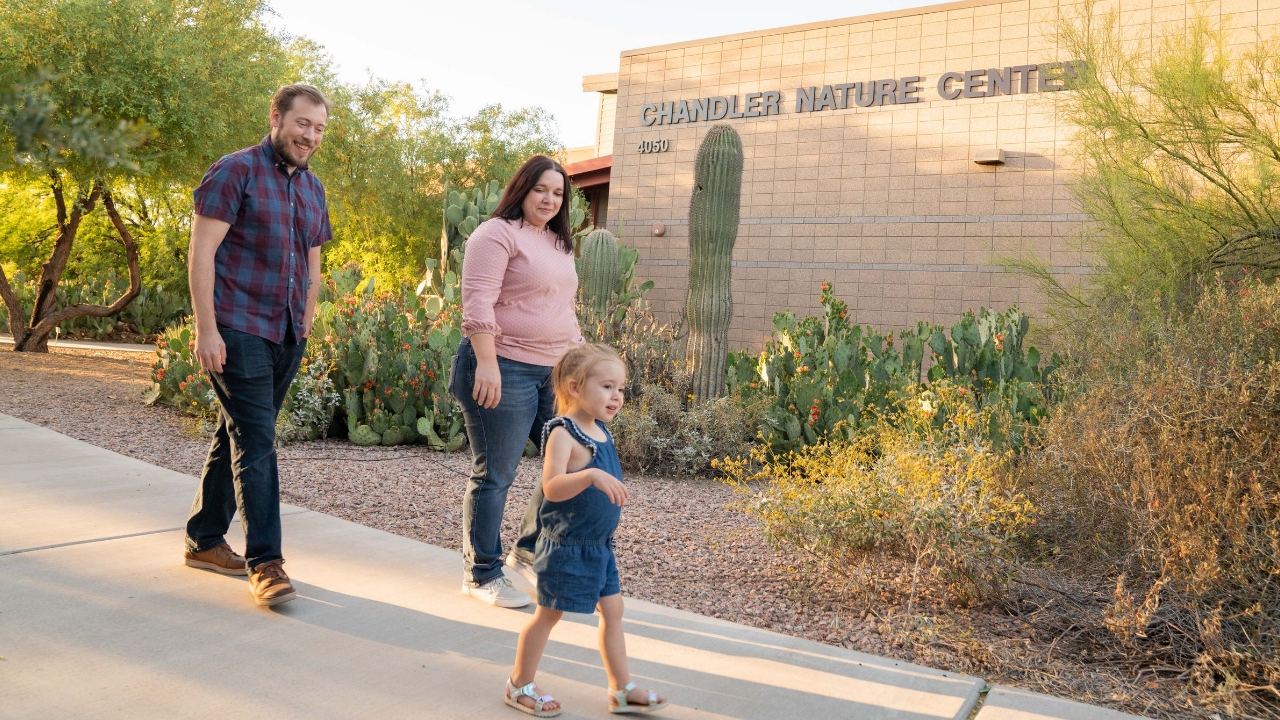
[{"x1": 1018, "y1": 277, "x2": 1280, "y2": 716}]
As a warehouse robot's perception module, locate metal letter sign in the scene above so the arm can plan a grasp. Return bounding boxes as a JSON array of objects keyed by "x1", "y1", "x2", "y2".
[{"x1": 640, "y1": 61, "x2": 1083, "y2": 125}]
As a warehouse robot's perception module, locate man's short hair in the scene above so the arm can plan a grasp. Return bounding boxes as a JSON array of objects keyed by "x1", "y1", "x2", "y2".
[{"x1": 272, "y1": 83, "x2": 332, "y2": 117}]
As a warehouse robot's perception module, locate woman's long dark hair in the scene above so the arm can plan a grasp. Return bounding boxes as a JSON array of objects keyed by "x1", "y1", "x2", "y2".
[{"x1": 492, "y1": 155, "x2": 575, "y2": 253}]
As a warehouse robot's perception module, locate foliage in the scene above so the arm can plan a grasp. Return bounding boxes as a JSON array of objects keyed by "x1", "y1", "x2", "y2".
[
  {"x1": 296, "y1": 32, "x2": 563, "y2": 287},
  {"x1": 0, "y1": 70, "x2": 144, "y2": 172},
  {"x1": 0, "y1": 0, "x2": 290, "y2": 350},
  {"x1": 1016, "y1": 10, "x2": 1280, "y2": 320},
  {"x1": 1018, "y1": 276, "x2": 1280, "y2": 700},
  {"x1": 746, "y1": 281, "x2": 1056, "y2": 453},
  {"x1": 306, "y1": 67, "x2": 453, "y2": 285},
  {"x1": 719, "y1": 388, "x2": 1035, "y2": 606},
  {"x1": 0, "y1": 267, "x2": 187, "y2": 338}
]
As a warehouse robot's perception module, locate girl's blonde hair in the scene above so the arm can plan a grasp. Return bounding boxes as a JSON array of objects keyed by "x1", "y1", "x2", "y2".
[{"x1": 552, "y1": 344, "x2": 626, "y2": 415}]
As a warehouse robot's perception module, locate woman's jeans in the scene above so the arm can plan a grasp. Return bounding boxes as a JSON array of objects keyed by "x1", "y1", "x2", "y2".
[
  {"x1": 185, "y1": 326, "x2": 307, "y2": 570},
  {"x1": 450, "y1": 339, "x2": 556, "y2": 586}
]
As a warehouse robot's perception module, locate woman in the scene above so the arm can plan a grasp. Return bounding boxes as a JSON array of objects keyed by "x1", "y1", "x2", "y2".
[{"x1": 450, "y1": 155, "x2": 584, "y2": 608}]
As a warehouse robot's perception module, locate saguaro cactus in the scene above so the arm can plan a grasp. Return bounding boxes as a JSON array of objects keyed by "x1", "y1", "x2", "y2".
[
  {"x1": 579, "y1": 228, "x2": 620, "y2": 318},
  {"x1": 684, "y1": 124, "x2": 743, "y2": 402}
]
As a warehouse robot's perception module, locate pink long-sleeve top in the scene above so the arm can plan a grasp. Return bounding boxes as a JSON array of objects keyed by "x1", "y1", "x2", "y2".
[{"x1": 460, "y1": 217, "x2": 584, "y2": 367}]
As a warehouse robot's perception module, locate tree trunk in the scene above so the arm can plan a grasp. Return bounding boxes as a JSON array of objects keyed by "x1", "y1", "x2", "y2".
[{"x1": 10, "y1": 184, "x2": 142, "y2": 352}]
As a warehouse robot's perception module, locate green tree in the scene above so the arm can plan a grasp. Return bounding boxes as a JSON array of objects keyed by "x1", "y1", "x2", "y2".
[
  {"x1": 1014, "y1": 9, "x2": 1280, "y2": 319},
  {"x1": 0, "y1": 0, "x2": 288, "y2": 351}
]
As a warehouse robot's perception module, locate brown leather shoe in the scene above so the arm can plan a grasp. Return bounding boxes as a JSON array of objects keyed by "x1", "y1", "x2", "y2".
[
  {"x1": 184, "y1": 543, "x2": 248, "y2": 576},
  {"x1": 249, "y1": 559, "x2": 297, "y2": 607}
]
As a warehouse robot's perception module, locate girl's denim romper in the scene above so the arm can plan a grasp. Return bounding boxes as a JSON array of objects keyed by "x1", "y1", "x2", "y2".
[{"x1": 533, "y1": 416, "x2": 624, "y2": 613}]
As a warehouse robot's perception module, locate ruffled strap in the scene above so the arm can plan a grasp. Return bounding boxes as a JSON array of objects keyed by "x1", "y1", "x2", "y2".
[{"x1": 541, "y1": 416, "x2": 598, "y2": 457}]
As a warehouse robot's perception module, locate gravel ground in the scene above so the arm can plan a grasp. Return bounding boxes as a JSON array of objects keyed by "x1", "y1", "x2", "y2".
[{"x1": 2, "y1": 348, "x2": 1222, "y2": 719}]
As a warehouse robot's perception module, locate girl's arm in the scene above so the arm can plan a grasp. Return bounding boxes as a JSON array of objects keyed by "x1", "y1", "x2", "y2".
[{"x1": 542, "y1": 427, "x2": 628, "y2": 505}]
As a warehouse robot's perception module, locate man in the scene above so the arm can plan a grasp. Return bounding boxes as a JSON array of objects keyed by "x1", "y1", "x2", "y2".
[{"x1": 182, "y1": 84, "x2": 333, "y2": 607}]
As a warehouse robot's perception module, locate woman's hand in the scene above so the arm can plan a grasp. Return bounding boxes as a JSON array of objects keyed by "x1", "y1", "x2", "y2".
[
  {"x1": 473, "y1": 359, "x2": 502, "y2": 408},
  {"x1": 591, "y1": 469, "x2": 628, "y2": 506}
]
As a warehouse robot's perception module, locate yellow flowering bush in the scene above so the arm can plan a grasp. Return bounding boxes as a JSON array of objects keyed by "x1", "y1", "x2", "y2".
[{"x1": 718, "y1": 383, "x2": 1035, "y2": 604}]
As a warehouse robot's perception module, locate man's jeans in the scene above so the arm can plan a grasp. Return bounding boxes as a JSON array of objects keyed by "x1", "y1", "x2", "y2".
[
  {"x1": 450, "y1": 339, "x2": 556, "y2": 586},
  {"x1": 185, "y1": 326, "x2": 306, "y2": 570}
]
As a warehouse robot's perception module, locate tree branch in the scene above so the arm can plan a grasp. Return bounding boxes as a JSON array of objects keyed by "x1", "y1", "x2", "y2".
[
  {"x1": 24, "y1": 188, "x2": 141, "y2": 340},
  {"x1": 31, "y1": 181, "x2": 102, "y2": 328}
]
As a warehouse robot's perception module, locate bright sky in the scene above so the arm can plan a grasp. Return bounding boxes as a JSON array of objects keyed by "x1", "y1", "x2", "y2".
[{"x1": 264, "y1": 0, "x2": 921, "y2": 149}]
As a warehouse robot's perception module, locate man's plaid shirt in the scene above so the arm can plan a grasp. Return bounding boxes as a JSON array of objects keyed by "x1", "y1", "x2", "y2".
[{"x1": 193, "y1": 136, "x2": 333, "y2": 343}]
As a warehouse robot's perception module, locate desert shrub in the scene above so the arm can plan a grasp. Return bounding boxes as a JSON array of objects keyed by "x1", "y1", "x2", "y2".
[
  {"x1": 1022, "y1": 277, "x2": 1280, "y2": 700},
  {"x1": 719, "y1": 380, "x2": 1034, "y2": 606},
  {"x1": 613, "y1": 382, "x2": 762, "y2": 476},
  {"x1": 276, "y1": 350, "x2": 342, "y2": 444}
]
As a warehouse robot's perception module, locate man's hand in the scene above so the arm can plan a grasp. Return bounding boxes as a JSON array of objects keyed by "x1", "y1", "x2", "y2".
[
  {"x1": 591, "y1": 469, "x2": 628, "y2": 506},
  {"x1": 196, "y1": 326, "x2": 227, "y2": 373}
]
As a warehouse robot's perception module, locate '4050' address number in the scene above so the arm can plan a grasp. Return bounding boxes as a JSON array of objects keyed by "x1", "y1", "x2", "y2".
[{"x1": 637, "y1": 139, "x2": 670, "y2": 153}]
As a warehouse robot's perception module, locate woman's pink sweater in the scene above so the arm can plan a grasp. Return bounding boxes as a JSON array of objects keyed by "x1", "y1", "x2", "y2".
[{"x1": 460, "y1": 217, "x2": 583, "y2": 367}]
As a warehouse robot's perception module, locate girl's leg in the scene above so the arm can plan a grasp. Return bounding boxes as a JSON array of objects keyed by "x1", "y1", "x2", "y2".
[
  {"x1": 597, "y1": 594, "x2": 630, "y2": 691},
  {"x1": 598, "y1": 595, "x2": 666, "y2": 708},
  {"x1": 511, "y1": 606, "x2": 564, "y2": 711}
]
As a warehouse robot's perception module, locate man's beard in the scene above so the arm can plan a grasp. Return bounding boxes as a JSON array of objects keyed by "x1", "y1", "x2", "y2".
[{"x1": 271, "y1": 134, "x2": 312, "y2": 171}]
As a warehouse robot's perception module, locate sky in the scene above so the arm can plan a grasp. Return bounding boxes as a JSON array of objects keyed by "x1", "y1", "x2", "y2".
[{"x1": 264, "y1": 0, "x2": 921, "y2": 149}]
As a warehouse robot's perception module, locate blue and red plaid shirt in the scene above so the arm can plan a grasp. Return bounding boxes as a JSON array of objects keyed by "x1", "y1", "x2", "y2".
[{"x1": 192, "y1": 136, "x2": 333, "y2": 343}]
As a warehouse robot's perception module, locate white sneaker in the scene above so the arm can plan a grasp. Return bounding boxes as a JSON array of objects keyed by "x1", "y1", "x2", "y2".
[
  {"x1": 461, "y1": 575, "x2": 531, "y2": 608},
  {"x1": 504, "y1": 553, "x2": 538, "y2": 589}
]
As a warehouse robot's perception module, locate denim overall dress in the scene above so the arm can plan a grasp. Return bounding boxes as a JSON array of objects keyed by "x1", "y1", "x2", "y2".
[{"x1": 533, "y1": 416, "x2": 624, "y2": 613}]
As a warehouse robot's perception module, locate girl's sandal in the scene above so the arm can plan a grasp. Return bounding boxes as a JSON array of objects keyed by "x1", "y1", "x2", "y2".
[
  {"x1": 609, "y1": 682, "x2": 668, "y2": 714},
  {"x1": 505, "y1": 678, "x2": 561, "y2": 718}
]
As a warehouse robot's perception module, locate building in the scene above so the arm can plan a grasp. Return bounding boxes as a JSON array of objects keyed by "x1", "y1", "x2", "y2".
[{"x1": 576, "y1": 0, "x2": 1277, "y2": 348}]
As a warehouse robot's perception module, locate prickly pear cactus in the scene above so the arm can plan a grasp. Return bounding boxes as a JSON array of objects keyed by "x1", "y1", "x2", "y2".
[
  {"x1": 685, "y1": 124, "x2": 743, "y2": 402},
  {"x1": 579, "y1": 229, "x2": 619, "y2": 318},
  {"x1": 349, "y1": 424, "x2": 381, "y2": 447},
  {"x1": 442, "y1": 179, "x2": 503, "y2": 272}
]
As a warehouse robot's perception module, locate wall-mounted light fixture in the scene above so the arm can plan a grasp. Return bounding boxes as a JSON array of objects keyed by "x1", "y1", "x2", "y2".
[
  {"x1": 652, "y1": 222, "x2": 666, "y2": 237},
  {"x1": 973, "y1": 148, "x2": 1006, "y2": 165}
]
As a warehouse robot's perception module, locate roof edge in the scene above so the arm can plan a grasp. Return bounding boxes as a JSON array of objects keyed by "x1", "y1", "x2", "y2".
[
  {"x1": 620, "y1": 0, "x2": 1015, "y2": 58},
  {"x1": 582, "y1": 72, "x2": 619, "y2": 92}
]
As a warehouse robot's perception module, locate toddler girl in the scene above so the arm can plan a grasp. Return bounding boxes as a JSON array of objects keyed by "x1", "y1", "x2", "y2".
[{"x1": 504, "y1": 343, "x2": 667, "y2": 717}]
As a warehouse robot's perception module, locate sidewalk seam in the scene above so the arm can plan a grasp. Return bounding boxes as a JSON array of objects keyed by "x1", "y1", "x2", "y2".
[
  {"x1": 0, "y1": 509, "x2": 311, "y2": 556},
  {"x1": 965, "y1": 683, "x2": 992, "y2": 719}
]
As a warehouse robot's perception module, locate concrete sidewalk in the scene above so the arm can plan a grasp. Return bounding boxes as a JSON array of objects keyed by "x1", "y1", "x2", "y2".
[
  {"x1": 0, "y1": 334, "x2": 154, "y2": 353},
  {"x1": 0, "y1": 413, "x2": 1143, "y2": 719}
]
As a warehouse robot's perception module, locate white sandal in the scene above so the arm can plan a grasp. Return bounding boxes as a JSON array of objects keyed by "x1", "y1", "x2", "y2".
[
  {"x1": 609, "y1": 682, "x2": 668, "y2": 714},
  {"x1": 505, "y1": 678, "x2": 561, "y2": 718}
]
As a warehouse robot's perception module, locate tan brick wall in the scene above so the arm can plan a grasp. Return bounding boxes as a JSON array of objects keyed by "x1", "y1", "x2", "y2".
[{"x1": 605, "y1": 0, "x2": 1280, "y2": 349}]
